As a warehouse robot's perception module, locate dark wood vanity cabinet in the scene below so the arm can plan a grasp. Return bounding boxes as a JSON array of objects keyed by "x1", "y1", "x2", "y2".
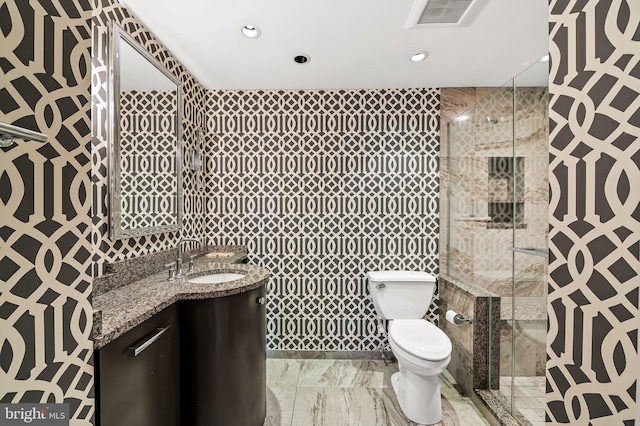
[
  {"x1": 180, "y1": 285, "x2": 267, "y2": 426},
  {"x1": 96, "y1": 285, "x2": 267, "y2": 426},
  {"x1": 95, "y1": 304, "x2": 180, "y2": 426}
]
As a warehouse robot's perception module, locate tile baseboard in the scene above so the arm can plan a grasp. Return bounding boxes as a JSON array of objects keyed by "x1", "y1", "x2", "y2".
[{"x1": 267, "y1": 350, "x2": 393, "y2": 360}]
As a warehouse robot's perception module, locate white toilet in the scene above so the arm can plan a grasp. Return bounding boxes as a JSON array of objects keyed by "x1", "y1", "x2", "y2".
[{"x1": 367, "y1": 270, "x2": 452, "y2": 425}]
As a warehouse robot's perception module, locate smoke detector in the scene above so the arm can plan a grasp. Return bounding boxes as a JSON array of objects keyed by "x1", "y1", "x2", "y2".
[{"x1": 405, "y1": 0, "x2": 488, "y2": 29}]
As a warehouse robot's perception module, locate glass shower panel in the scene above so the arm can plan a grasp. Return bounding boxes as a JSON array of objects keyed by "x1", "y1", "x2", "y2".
[
  {"x1": 472, "y1": 85, "x2": 514, "y2": 296},
  {"x1": 446, "y1": 85, "x2": 515, "y2": 293},
  {"x1": 510, "y1": 58, "x2": 550, "y2": 424},
  {"x1": 472, "y1": 83, "x2": 520, "y2": 413},
  {"x1": 447, "y1": 104, "x2": 477, "y2": 283},
  {"x1": 445, "y1": 60, "x2": 549, "y2": 423}
]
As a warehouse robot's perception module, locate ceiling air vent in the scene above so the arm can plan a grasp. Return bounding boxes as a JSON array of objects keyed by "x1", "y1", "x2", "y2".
[{"x1": 405, "y1": 0, "x2": 488, "y2": 28}]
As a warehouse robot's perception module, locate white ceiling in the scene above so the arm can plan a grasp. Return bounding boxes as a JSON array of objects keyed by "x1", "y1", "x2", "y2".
[{"x1": 119, "y1": 0, "x2": 549, "y2": 90}]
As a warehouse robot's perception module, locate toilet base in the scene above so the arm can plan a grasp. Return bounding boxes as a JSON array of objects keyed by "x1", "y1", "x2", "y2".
[{"x1": 391, "y1": 365, "x2": 442, "y2": 425}]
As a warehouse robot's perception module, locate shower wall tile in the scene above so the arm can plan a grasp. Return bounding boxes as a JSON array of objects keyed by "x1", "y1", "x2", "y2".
[
  {"x1": 514, "y1": 88, "x2": 549, "y2": 157},
  {"x1": 440, "y1": 88, "x2": 477, "y2": 125},
  {"x1": 0, "y1": 0, "x2": 94, "y2": 422},
  {"x1": 474, "y1": 88, "x2": 515, "y2": 157},
  {"x1": 205, "y1": 89, "x2": 441, "y2": 351},
  {"x1": 500, "y1": 319, "x2": 547, "y2": 377},
  {"x1": 441, "y1": 87, "x2": 549, "y2": 299},
  {"x1": 440, "y1": 87, "x2": 478, "y2": 278},
  {"x1": 475, "y1": 87, "x2": 501, "y2": 104}
]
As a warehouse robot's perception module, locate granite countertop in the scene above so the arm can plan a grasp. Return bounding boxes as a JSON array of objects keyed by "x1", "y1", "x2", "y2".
[{"x1": 92, "y1": 257, "x2": 270, "y2": 349}]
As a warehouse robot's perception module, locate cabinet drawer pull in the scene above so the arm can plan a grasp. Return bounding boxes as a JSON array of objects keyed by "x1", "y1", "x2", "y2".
[{"x1": 129, "y1": 326, "x2": 171, "y2": 356}]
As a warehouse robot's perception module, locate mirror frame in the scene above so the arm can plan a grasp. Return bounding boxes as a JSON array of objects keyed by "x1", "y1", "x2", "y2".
[{"x1": 108, "y1": 23, "x2": 183, "y2": 239}]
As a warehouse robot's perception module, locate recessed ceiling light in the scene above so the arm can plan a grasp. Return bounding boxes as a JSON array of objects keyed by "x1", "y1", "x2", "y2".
[
  {"x1": 454, "y1": 115, "x2": 470, "y2": 121},
  {"x1": 540, "y1": 54, "x2": 550, "y2": 62},
  {"x1": 294, "y1": 54, "x2": 310, "y2": 64},
  {"x1": 241, "y1": 25, "x2": 261, "y2": 38},
  {"x1": 410, "y1": 51, "x2": 428, "y2": 62}
]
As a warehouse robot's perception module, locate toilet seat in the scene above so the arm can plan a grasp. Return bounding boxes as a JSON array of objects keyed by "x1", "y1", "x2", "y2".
[{"x1": 389, "y1": 319, "x2": 451, "y2": 361}]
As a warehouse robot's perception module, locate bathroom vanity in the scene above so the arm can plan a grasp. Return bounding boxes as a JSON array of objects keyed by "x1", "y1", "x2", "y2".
[
  {"x1": 93, "y1": 255, "x2": 269, "y2": 426},
  {"x1": 96, "y1": 304, "x2": 180, "y2": 426},
  {"x1": 181, "y1": 285, "x2": 266, "y2": 425}
]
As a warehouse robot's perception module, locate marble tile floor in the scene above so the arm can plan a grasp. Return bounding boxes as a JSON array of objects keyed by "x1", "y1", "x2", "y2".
[
  {"x1": 266, "y1": 359, "x2": 491, "y2": 426},
  {"x1": 499, "y1": 376, "x2": 546, "y2": 426}
]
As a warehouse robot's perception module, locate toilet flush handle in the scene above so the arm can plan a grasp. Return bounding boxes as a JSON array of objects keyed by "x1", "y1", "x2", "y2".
[
  {"x1": 256, "y1": 296, "x2": 266, "y2": 305},
  {"x1": 376, "y1": 283, "x2": 386, "y2": 289}
]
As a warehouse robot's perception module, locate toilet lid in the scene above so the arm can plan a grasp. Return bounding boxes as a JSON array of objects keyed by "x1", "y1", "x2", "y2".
[{"x1": 390, "y1": 320, "x2": 452, "y2": 361}]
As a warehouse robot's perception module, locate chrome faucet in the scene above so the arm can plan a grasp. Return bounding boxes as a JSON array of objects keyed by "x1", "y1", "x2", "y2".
[{"x1": 175, "y1": 238, "x2": 202, "y2": 277}]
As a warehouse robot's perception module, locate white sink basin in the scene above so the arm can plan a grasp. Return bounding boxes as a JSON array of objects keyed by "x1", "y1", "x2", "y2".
[{"x1": 188, "y1": 273, "x2": 245, "y2": 284}]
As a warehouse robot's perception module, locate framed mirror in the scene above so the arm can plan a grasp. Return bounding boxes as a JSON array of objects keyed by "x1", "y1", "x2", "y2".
[{"x1": 108, "y1": 23, "x2": 182, "y2": 239}]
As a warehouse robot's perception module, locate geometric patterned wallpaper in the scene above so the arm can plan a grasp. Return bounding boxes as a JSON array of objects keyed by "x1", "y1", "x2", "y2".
[
  {"x1": 206, "y1": 89, "x2": 441, "y2": 351},
  {"x1": 0, "y1": 0, "x2": 94, "y2": 423},
  {"x1": 3, "y1": 0, "x2": 443, "y2": 421},
  {"x1": 91, "y1": 0, "x2": 207, "y2": 277},
  {"x1": 19, "y1": 0, "x2": 640, "y2": 423},
  {"x1": 548, "y1": 1, "x2": 640, "y2": 423},
  {"x1": 4, "y1": 0, "x2": 211, "y2": 419},
  {"x1": 119, "y1": 90, "x2": 178, "y2": 231}
]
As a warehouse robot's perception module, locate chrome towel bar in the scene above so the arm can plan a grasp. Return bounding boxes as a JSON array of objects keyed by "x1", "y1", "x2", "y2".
[{"x1": 0, "y1": 122, "x2": 48, "y2": 148}]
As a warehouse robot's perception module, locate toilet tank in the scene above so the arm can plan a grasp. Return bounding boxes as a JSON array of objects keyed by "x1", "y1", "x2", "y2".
[{"x1": 367, "y1": 271, "x2": 436, "y2": 319}]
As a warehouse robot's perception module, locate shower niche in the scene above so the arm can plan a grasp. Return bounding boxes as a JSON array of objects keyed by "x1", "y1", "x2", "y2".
[{"x1": 487, "y1": 156, "x2": 525, "y2": 229}]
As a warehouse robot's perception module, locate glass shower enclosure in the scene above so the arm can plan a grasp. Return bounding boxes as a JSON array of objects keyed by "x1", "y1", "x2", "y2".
[{"x1": 445, "y1": 57, "x2": 549, "y2": 425}]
